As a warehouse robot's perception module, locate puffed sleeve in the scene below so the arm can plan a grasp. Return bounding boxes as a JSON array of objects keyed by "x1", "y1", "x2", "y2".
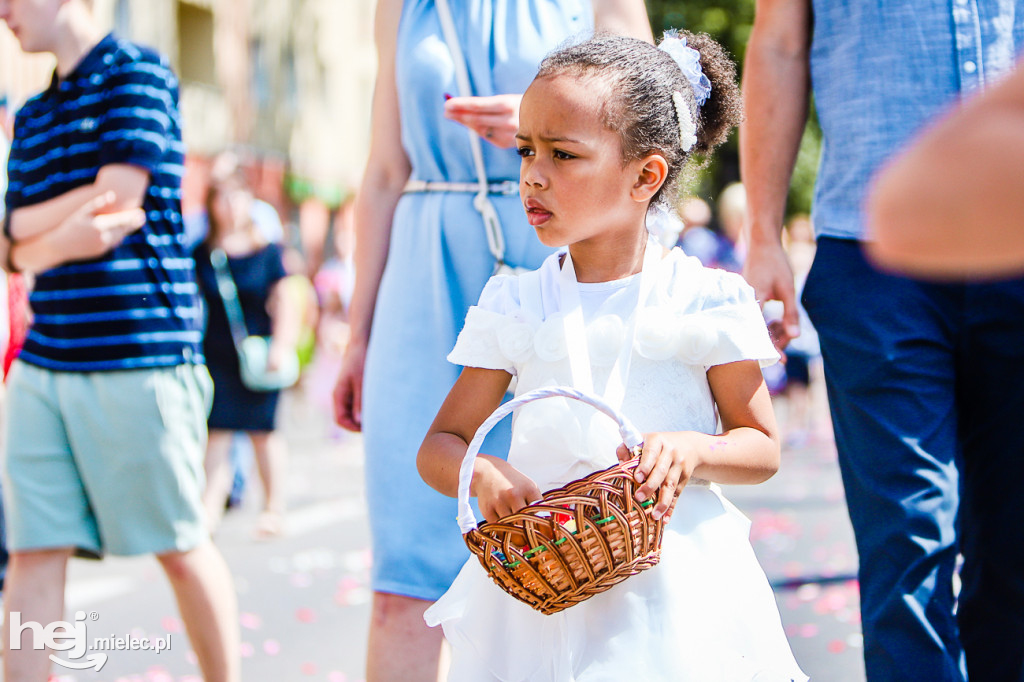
[
  {"x1": 447, "y1": 274, "x2": 527, "y2": 373},
  {"x1": 698, "y1": 271, "x2": 780, "y2": 368}
]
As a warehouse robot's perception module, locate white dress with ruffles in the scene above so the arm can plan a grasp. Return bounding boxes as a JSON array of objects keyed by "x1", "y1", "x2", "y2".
[{"x1": 425, "y1": 247, "x2": 807, "y2": 682}]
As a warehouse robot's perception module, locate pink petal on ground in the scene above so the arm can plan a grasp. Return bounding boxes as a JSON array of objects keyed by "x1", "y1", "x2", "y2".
[
  {"x1": 337, "y1": 576, "x2": 360, "y2": 591},
  {"x1": 828, "y1": 639, "x2": 847, "y2": 654},
  {"x1": 301, "y1": 662, "x2": 318, "y2": 676},
  {"x1": 799, "y1": 623, "x2": 820, "y2": 638},
  {"x1": 160, "y1": 616, "x2": 182, "y2": 633},
  {"x1": 291, "y1": 572, "x2": 314, "y2": 588},
  {"x1": 296, "y1": 607, "x2": 316, "y2": 623},
  {"x1": 239, "y1": 612, "x2": 263, "y2": 630},
  {"x1": 185, "y1": 651, "x2": 199, "y2": 665},
  {"x1": 263, "y1": 638, "x2": 281, "y2": 655},
  {"x1": 327, "y1": 673, "x2": 347, "y2": 682},
  {"x1": 240, "y1": 641, "x2": 255, "y2": 658}
]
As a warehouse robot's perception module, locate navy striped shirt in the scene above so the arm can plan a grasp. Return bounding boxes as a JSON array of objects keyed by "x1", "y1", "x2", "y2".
[{"x1": 4, "y1": 34, "x2": 203, "y2": 371}]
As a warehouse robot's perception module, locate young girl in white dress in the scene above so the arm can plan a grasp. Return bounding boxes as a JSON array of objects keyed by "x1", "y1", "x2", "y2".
[{"x1": 417, "y1": 31, "x2": 807, "y2": 682}]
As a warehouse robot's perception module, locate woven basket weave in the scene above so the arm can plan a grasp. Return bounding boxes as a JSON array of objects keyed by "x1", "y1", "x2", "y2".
[{"x1": 455, "y1": 387, "x2": 665, "y2": 615}]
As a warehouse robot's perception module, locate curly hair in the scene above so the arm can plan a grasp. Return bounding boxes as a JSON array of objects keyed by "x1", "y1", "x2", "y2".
[{"x1": 536, "y1": 31, "x2": 743, "y2": 206}]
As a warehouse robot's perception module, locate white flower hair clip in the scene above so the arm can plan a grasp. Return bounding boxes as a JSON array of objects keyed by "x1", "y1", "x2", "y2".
[
  {"x1": 672, "y1": 91, "x2": 698, "y2": 152},
  {"x1": 659, "y1": 31, "x2": 712, "y2": 106}
]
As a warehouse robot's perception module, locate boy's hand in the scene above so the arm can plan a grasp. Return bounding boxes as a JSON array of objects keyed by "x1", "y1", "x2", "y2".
[
  {"x1": 618, "y1": 432, "x2": 699, "y2": 521},
  {"x1": 471, "y1": 454, "x2": 543, "y2": 524},
  {"x1": 57, "y1": 192, "x2": 146, "y2": 260}
]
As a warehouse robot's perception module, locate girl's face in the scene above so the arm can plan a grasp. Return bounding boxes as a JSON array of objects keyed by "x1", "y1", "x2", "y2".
[{"x1": 516, "y1": 74, "x2": 660, "y2": 250}]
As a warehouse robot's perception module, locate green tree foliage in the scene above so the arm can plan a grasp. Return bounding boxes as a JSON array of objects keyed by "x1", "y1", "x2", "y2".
[{"x1": 645, "y1": 0, "x2": 820, "y2": 222}]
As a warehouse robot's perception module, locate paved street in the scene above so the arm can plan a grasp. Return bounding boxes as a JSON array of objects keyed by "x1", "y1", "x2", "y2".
[{"x1": 30, "y1": 383, "x2": 863, "y2": 682}]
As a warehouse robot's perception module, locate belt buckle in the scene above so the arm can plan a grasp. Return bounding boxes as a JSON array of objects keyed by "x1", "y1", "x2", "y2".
[{"x1": 492, "y1": 181, "x2": 519, "y2": 196}]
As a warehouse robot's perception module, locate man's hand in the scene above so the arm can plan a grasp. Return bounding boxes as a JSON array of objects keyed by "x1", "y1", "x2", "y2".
[{"x1": 743, "y1": 235, "x2": 800, "y2": 352}]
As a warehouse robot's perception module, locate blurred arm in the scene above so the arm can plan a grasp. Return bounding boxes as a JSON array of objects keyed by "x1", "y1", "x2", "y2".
[
  {"x1": 866, "y1": 63, "x2": 1024, "y2": 278},
  {"x1": 8, "y1": 164, "x2": 149, "y2": 241},
  {"x1": 9, "y1": 191, "x2": 146, "y2": 273}
]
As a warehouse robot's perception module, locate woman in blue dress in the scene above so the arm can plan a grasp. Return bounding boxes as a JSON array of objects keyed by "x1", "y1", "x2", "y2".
[{"x1": 331, "y1": 0, "x2": 651, "y2": 678}]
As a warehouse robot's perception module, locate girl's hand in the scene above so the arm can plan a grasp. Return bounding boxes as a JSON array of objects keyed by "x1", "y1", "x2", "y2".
[
  {"x1": 617, "y1": 432, "x2": 701, "y2": 521},
  {"x1": 444, "y1": 94, "x2": 522, "y2": 149},
  {"x1": 471, "y1": 454, "x2": 543, "y2": 524},
  {"x1": 333, "y1": 337, "x2": 367, "y2": 432}
]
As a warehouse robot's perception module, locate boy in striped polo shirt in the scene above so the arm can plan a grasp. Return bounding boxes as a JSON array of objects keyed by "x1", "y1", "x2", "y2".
[{"x1": 0, "y1": 1, "x2": 239, "y2": 680}]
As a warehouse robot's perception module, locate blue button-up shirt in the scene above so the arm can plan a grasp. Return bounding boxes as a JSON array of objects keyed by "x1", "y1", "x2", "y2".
[{"x1": 809, "y1": 0, "x2": 1024, "y2": 240}]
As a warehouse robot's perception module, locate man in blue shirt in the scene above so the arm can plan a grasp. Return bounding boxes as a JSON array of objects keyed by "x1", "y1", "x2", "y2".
[
  {"x1": 0, "y1": 1, "x2": 239, "y2": 680},
  {"x1": 741, "y1": 2, "x2": 1024, "y2": 680}
]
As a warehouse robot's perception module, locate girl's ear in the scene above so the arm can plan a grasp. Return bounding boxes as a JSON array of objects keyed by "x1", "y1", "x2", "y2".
[{"x1": 631, "y1": 153, "x2": 669, "y2": 203}]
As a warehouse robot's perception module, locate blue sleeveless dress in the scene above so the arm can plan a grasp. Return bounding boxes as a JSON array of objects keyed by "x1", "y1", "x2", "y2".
[{"x1": 361, "y1": 0, "x2": 593, "y2": 600}]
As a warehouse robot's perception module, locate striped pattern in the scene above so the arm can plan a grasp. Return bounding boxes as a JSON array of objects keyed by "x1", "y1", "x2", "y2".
[{"x1": 4, "y1": 34, "x2": 203, "y2": 371}]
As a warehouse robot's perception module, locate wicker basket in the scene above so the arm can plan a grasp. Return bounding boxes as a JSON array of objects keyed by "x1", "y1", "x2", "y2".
[{"x1": 455, "y1": 387, "x2": 665, "y2": 615}]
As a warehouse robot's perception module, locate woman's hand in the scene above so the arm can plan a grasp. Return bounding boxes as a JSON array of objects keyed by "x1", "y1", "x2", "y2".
[
  {"x1": 471, "y1": 454, "x2": 543, "y2": 524},
  {"x1": 444, "y1": 94, "x2": 522, "y2": 149},
  {"x1": 616, "y1": 432, "x2": 701, "y2": 521},
  {"x1": 265, "y1": 339, "x2": 294, "y2": 373},
  {"x1": 333, "y1": 337, "x2": 367, "y2": 432}
]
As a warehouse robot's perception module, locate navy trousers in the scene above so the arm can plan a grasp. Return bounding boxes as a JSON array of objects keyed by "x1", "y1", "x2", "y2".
[{"x1": 802, "y1": 238, "x2": 1024, "y2": 682}]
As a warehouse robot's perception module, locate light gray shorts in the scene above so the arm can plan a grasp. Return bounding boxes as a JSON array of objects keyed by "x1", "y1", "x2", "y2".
[{"x1": 2, "y1": 361, "x2": 212, "y2": 556}]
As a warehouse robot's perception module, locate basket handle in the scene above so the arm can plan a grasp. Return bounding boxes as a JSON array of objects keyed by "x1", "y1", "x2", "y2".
[{"x1": 456, "y1": 386, "x2": 645, "y2": 533}]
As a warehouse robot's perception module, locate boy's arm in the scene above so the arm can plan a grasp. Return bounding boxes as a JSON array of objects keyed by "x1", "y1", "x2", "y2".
[
  {"x1": 7, "y1": 192, "x2": 146, "y2": 273},
  {"x1": 7, "y1": 163, "x2": 149, "y2": 241}
]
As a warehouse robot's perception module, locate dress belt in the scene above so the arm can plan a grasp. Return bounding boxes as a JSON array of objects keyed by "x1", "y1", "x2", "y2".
[{"x1": 402, "y1": 180, "x2": 520, "y2": 196}]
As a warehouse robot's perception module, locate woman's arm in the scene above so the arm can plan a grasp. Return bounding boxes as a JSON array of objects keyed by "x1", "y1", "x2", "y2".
[
  {"x1": 592, "y1": 0, "x2": 654, "y2": 42},
  {"x1": 332, "y1": 0, "x2": 412, "y2": 431},
  {"x1": 418, "y1": 367, "x2": 541, "y2": 523},
  {"x1": 265, "y1": 274, "x2": 307, "y2": 371},
  {"x1": 619, "y1": 360, "x2": 780, "y2": 520}
]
